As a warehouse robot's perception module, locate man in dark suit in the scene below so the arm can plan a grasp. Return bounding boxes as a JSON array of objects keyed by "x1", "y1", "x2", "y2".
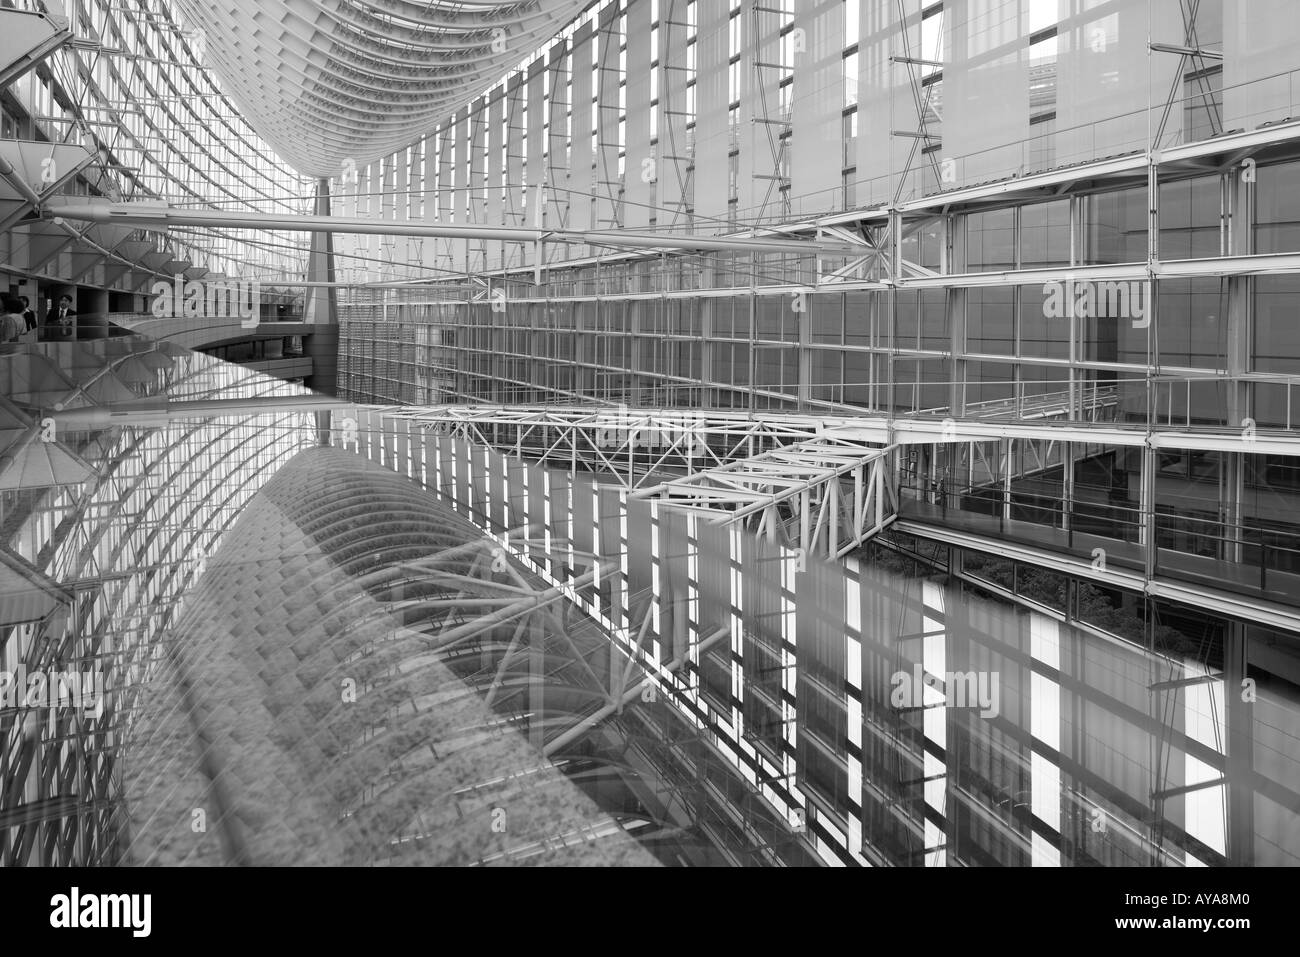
[{"x1": 46, "y1": 294, "x2": 77, "y2": 339}]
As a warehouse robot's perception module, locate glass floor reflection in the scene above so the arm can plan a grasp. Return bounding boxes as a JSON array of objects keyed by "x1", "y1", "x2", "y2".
[{"x1": 1, "y1": 337, "x2": 1297, "y2": 865}]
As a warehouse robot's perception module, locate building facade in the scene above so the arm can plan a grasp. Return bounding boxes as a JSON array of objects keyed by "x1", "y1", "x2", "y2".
[{"x1": 330, "y1": 0, "x2": 1300, "y2": 865}]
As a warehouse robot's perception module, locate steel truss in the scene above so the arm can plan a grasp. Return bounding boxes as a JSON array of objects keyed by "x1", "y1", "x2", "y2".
[
  {"x1": 632, "y1": 436, "x2": 897, "y2": 561},
  {"x1": 359, "y1": 396, "x2": 1300, "y2": 635},
  {"x1": 378, "y1": 403, "x2": 868, "y2": 489}
]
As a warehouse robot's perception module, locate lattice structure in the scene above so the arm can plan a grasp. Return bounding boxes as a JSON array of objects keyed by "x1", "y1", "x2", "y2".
[
  {"x1": 632, "y1": 435, "x2": 896, "y2": 560},
  {"x1": 0, "y1": 341, "x2": 317, "y2": 865},
  {"x1": 172, "y1": 0, "x2": 593, "y2": 178}
]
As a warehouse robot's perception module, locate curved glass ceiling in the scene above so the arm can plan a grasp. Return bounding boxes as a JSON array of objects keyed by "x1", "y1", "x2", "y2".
[{"x1": 173, "y1": 0, "x2": 591, "y2": 177}]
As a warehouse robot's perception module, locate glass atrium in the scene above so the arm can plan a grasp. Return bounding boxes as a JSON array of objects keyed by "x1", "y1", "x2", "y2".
[{"x1": 0, "y1": 0, "x2": 1298, "y2": 869}]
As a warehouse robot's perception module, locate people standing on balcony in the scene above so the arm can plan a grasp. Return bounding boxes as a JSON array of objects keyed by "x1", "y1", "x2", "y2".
[{"x1": 0, "y1": 297, "x2": 25, "y2": 343}]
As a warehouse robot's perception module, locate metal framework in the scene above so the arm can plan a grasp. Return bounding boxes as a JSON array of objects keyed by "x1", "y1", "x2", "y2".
[
  {"x1": 378, "y1": 403, "x2": 865, "y2": 487},
  {"x1": 117, "y1": 442, "x2": 810, "y2": 866},
  {"x1": 320, "y1": 0, "x2": 1300, "y2": 675},
  {"x1": 172, "y1": 0, "x2": 593, "y2": 178},
  {"x1": 0, "y1": 342, "x2": 318, "y2": 865},
  {"x1": 46, "y1": 199, "x2": 868, "y2": 259},
  {"x1": 376, "y1": 402, "x2": 898, "y2": 558},
  {"x1": 632, "y1": 435, "x2": 896, "y2": 560},
  {"x1": 343, "y1": 405, "x2": 1299, "y2": 867},
  {"x1": 365, "y1": 396, "x2": 1300, "y2": 632},
  {"x1": 0, "y1": 1, "x2": 312, "y2": 299},
  {"x1": 4, "y1": 0, "x2": 1300, "y2": 870}
]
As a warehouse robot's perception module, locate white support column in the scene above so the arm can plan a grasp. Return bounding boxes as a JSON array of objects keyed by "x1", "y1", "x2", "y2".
[
  {"x1": 1030, "y1": 612, "x2": 1062, "y2": 866},
  {"x1": 623, "y1": 0, "x2": 654, "y2": 229},
  {"x1": 594, "y1": 1, "x2": 623, "y2": 230},
  {"x1": 570, "y1": 22, "x2": 595, "y2": 240},
  {"x1": 487, "y1": 86, "x2": 506, "y2": 270},
  {"x1": 921, "y1": 578, "x2": 947, "y2": 867}
]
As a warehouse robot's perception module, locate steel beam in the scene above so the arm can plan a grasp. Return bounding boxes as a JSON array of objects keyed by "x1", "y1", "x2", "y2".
[{"x1": 45, "y1": 202, "x2": 867, "y2": 257}]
